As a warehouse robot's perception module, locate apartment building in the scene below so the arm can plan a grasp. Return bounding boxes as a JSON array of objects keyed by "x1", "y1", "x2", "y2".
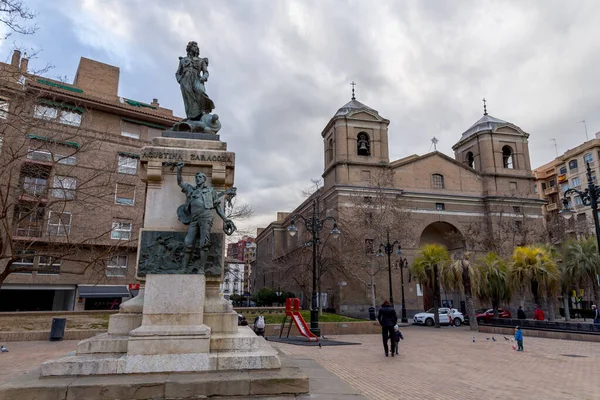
[
  {"x1": 0, "y1": 50, "x2": 179, "y2": 311},
  {"x1": 533, "y1": 132, "x2": 600, "y2": 236}
]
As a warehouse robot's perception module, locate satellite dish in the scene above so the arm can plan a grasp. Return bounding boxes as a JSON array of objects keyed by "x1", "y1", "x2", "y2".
[{"x1": 119, "y1": 97, "x2": 125, "y2": 103}]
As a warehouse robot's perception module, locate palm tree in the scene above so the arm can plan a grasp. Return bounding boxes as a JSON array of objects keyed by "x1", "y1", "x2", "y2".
[
  {"x1": 440, "y1": 252, "x2": 479, "y2": 331},
  {"x1": 475, "y1": 252, "x2": 511, "y2": 319},
  {"x1": 509, "y1": 246, "x2": 560, "y2": 321},
  {"x1": 411, "y1": 244, "x2": 450, "y2": 328},
  {"x1": 560, "y1": 237, "x2": 600, "y2": 317}
]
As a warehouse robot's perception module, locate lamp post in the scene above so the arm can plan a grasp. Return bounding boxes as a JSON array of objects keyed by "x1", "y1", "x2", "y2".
[
  {"x1": 287, "y1": 199, "x2": 341, "y2": 337},
  {"x1": 377, "y1": 231, "x2": 401, "y2": 309},
  {"x1": 397, "y1": 257, "x2": 409, "y2": 323},
  {"x1": 560, "y1": 162, "x2": 600, "y2": 253}
]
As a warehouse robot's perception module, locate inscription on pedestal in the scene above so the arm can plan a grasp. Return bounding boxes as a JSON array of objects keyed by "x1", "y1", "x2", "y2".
[{"x1": 137, "y1": 230, "x2": 223, "y2": 277}]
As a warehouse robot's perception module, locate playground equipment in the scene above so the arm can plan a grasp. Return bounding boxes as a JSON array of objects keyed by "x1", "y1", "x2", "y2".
[{"x1": 279, "y1": 298, "x2": 319, "y2": 342}]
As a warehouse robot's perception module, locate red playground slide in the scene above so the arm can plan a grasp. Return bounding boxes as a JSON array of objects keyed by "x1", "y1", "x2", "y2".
[{"x1": 285, "y1": 298, "x2": 319, "y2": 342}]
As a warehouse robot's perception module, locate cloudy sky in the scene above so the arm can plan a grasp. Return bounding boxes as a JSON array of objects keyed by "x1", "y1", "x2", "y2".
[{"x1": 4, "y1": 0, "x2": 600, "y2": 236}]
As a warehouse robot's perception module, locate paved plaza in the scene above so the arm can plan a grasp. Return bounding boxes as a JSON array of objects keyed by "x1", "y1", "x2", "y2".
[{"x1": 1, "y1": 326, "x2": 599, "y2": 399}]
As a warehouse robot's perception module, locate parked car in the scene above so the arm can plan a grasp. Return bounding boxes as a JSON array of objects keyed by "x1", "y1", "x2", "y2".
[
  {"x1": 475, "y1": 308, "x2": 511, "y2": 324},
  {"x1": 413, "y1": 307, "x2": 465, "y2": 326}
]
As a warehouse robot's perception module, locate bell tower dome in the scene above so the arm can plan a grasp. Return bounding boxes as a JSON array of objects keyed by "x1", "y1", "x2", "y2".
[
  {"x1": 321, "y1": 91, "x2": 390, "y2": 188},
  {"x1": 452, "y1": 101, "x2": 535, "y2": 197}
]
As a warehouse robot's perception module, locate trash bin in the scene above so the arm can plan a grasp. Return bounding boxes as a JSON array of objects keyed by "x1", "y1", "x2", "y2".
[
  {"x1": 369, "y1": 307, "x2": 376, "y2": 321},
  {"x1": 49, "y1": 318, "x2": 66, "y2": 341}
]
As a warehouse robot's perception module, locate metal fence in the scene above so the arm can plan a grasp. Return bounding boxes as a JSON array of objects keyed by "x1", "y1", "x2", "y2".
[{"x1": 484, "y1": 318, "x2": 600, "y2": 334}]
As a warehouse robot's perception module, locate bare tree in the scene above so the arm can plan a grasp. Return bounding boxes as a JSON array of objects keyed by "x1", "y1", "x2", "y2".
[
  {"x1": 0, "y1": 0, "x2": 37, "y2": 39},
  {"x1": 337, "y1": 167, "x2": 416, "y2": 308}
]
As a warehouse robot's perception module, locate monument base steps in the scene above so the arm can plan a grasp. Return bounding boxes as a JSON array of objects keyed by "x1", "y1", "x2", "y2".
[{"x1": 3, "y1": 358, "x2": 308, "y2": 399}]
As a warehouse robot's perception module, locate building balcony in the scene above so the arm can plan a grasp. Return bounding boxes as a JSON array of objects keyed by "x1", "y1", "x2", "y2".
[
  {"x1": 546, "y1": 203, "x2": 559, "y2": 212},
  {"x1": 544, "y1": 186, "x2": 558, "y2": 195}
]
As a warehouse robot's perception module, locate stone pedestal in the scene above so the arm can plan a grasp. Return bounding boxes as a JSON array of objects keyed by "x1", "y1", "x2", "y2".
[{"x1": 125, "y1": 274, "x2": 212, "y2": 373}]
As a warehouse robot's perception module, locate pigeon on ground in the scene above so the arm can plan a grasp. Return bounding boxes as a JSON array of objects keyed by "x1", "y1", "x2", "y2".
[
  {"x1": 0, "y1": 345, "x2": 8, "y2": 352},
  {"x1": 492, "y1": 337, "x2": 496, "y2": 342},
  {"x1": 472, "y1": 337, "x2": 476, "y2": 343},
  {"x1": 504, "y1": 337, "x2": 510, "y2": 341},
  {"x1": 318, "y1": 343, "x2": 322, "y2": 348},
  {"x1": 486, "y1": 337, "x2": 490, "y2": 340}
]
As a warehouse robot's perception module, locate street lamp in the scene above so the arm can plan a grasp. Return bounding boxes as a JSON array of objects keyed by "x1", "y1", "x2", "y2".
[
  {"x1": 396, "y1": 257, "x2": 409, "y2": 323},
  {"x1": 560, "y1": 162, "x2": 600, "y2": 252},
  {"x1": 287, "y1": 199, "x2": 341, "y2": 337},
  {"x1": 376, "y1": 231, "x2": 401, "y2": 311}
]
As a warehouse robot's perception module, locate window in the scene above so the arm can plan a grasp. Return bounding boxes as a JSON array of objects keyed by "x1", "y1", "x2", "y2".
[
  {"x1": 111, "y1": 221, "x2": 132, "y2": 240},
  {"x1": 121, "y1": 121, "x2": 141, "y2": 139},
  {"x1": 541, "y1": 182, "x2": 547, "y2": 190},
  {"x1": 107, "y1": 255, "x2": 128, "y2": 277},
  {"x1": 572, "y1": 177, "x2": 581, "y2": 188},
  {"x1": 54, "y1": 153, "x2": 77, "y2": 165},
  {"x1": 12, "y1": 250, "x2": 35, "y2": 274},
  {"x1": 38, "y1": 256, "x2": 61, "y2": 275},
  {"x1": 549, "y1": 179, "x2": 556, "y2": 188},
  {"x1": 47, "y1": 211, "x2": 72, "y2": 236},
  {"x1": 435, "y1": 203, "x2": 445, "y2": 211},
  {"x1": 27, "y1": 148, "x2": 52, "y2": 162},
  {"x1": 592, "y1": 172, "x2": 597, "y2": 182},
  {"x1": 15, "y1": 206, "x2": 44, "y2": 237},
  {"x1": 509, "y1": 181, "x2": 518, "y2": 191},
  {"x1": 34, "y1": 104, "x2": 58, "y2": 120},
  {"x1": 52, "y1": 176, "x2": 77, "y2": 199},
  {"x1": 574, "y1": 196, "x2": 583, "y2": 206},
  {"x1": 534, "y1": 185, "x2": 538, "y2": 194},
  {"x1": 23, "y1": 176, "x2": 48, "y2": 196},
  {"x1": 59, "y1": 110, "x2": 82, "y2": 127},
  {"x1": 115, "y1": 183, "x2": 135, "y2": 206},
  {"x1": 34, "y1": 104, "x2": 81, "y2": 126},
  {"x1": 0, "y1": 99, "x2": 8, "y2": 119},
  {"x1": 357, "y1": 132, "x2": 370, "y2": 156},
  {"x1": 466, "y1": 151, "x2": 475, "y2": 169},
  {"x1": 326, "y1": 138, "x2": 333, "y2": 164},
  {"x1": 569, "y1": 159, "x2": 578, "y2": 170},
  {"x1": 514, "y1": 220, "x2": 523, "y2": 233},
  {"x1": 502, "y1": 146, "x2": 514, "y2": 169},
  {"x1": 513, "y1": 206, "x2": 522, "y2": 213},
  {"x1": 560, "y1": 182, "x2": 569, "y2": 193},
  {"x1": 559, "y1": 166, "x2": 567, "y2": 175},
  {"x1": 432, "y1": 174, "x2": 444, "y2": 189},
  {"x1": 577, "y1": 213, "x2": 587, "y2": 223},
  {"x1": 584, "y1": 153, "x2": 593, "y2": 164},
  {"x1": 27, "y1": 141, "x2": 77, "y2": 165},
  {"x1": 117, "y1": 155, "x2": 138, "y2": 175}
]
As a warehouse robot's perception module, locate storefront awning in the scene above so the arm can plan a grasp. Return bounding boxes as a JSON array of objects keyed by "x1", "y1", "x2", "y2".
[{"x1": 78, "y1": 285, "x2": 130, "y2": 298}]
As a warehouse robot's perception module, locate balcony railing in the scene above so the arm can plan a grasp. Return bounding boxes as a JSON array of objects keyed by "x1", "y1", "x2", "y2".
[
  {"x1": 546, "y1": 203, "x2": 559, "y2": 212},
  {"x1": 544, "y1": 186, "x2": 558, "y2": 195}
]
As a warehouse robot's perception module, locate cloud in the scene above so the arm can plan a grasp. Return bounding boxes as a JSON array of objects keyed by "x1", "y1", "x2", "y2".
[{"x1": 19, "y1": 0, "x2": 600, "y2": 235}]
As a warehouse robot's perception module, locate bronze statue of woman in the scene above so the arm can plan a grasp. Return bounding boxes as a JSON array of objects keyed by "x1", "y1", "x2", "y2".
[{"x1": 176, "y1": 41, "x2": 215, "y2": 121}]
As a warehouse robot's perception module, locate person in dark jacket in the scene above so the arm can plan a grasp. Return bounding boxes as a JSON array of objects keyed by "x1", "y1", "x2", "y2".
[
  {"x1": 517, "y1": 306, "x2": 526, "y2": 320},
  {"x1": 377, "y1": 300, "x2": 398, "y2": 357}
]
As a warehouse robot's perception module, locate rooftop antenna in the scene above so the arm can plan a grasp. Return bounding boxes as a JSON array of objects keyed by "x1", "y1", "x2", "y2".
[
  {"x1": 578, "y1": 120, "x2": 589, "y2": 141},
  {"x1": 551, "y1": 139, "x2": 558, "y2": 157},
  {"x1": 350, "y1": 81, "x2": 356, "y2": 100},
  {"x1": 482, "y1": 98, "x2": 488, "y2": 116},
  {"x1": 430, "y1": 136, "x2": 439, "y2": 151}
]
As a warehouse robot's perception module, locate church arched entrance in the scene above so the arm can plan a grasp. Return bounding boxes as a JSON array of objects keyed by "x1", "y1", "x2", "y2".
[{"x1": 417, "y1": 222, "x2": 465, "y2": 312}]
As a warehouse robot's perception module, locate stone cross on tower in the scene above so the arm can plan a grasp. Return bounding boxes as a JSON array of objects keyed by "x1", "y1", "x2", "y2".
[
  {"x1": 351, "y1": 81, "x2": 356, "y2": 100},
  {"x1": 431, "y1": 136, "x2": 439, "y2": 151},
  {"x1": 482, "y1": 98, "x2": 488, "y2": 115}
]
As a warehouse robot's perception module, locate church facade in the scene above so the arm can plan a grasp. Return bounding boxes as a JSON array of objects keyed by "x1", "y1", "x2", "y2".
[{"x1": 254, "y1": 96, "x2": 545, "y2": 317}]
